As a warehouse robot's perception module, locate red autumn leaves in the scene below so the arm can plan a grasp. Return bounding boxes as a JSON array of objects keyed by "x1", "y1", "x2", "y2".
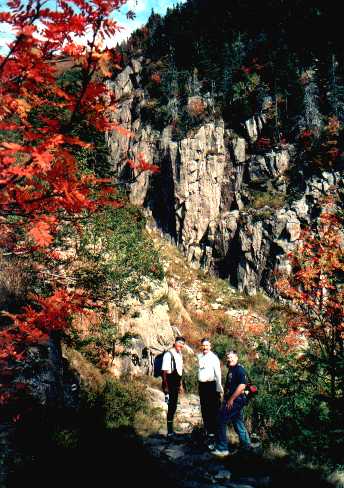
[{"x1": 0, "y1": 0, "x2": 160, "y2": 380}]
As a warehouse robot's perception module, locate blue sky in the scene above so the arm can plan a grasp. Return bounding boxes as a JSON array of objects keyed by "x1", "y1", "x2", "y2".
[
  {"x1": 117, "y1": 0, "x2": 185, "y2": 43},
  {"x1": 0, "y1": 0, "x2": 185, "y2": 51}
]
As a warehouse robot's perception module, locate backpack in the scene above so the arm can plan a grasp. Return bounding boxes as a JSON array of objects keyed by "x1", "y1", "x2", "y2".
[
  {"x1": 153, "y1": 350, "x2": 176, "y2": 378},
  {"x1": 243, "y1": 370, "x2": 258, "y2": 401},
  {"x1": 244, "y1": 383, "x2": 258, "y2": 400}
]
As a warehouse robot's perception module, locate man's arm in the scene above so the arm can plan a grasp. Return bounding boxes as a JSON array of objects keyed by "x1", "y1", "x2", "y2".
[
  {"x1": 161, "y1": 351, "x2": 173, "y2": 393},
  {"x1": 162, "y1": 370, "x2": 169, "y2": 394},
  {"x1": 226, "y1": 383, "x2": 245, "y2": 410}
]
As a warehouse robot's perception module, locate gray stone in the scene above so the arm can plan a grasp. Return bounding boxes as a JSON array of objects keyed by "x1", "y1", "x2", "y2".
[
  {"x1": 214, "y1": 469, "x2": 232, "y2": 481},
  {"x1": 165, "y1": 445, "x2": 188, "y2": 461}
]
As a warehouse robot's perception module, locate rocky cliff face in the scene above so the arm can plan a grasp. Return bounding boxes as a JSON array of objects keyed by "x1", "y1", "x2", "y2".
[{"x1": 106, "y1": 58, "x2": 343, "y2": 295}]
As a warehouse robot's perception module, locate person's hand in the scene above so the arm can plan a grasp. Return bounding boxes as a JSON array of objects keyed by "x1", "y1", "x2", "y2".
[
  {"x1": 179, "y1": 384, "x2": 185, "y2": 395},
  {"x1": 226, "y1": 398, "x2": 234, "y2": 410}
]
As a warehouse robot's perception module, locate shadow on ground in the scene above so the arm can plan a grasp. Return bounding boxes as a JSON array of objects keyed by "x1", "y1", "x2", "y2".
[{"x1": 5, "y1": 414, "x2": 334, "y2": 488}]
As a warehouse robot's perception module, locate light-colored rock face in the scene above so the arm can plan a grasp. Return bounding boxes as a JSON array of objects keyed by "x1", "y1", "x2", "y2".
[
  {"x1": 167, "y1": 122, "x2": 227, "y2": 261},
  {"x1": 106, "y1": 57, "x2": 343, "y2": 296},
  {"x1": 108, "y1": 278, "x2": 177, "y2": 377},
  {"x1": 245, "y1": 115, "x2": 265, "y2": 142}
]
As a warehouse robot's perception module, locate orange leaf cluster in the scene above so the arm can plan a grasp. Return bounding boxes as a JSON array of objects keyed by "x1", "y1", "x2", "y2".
[
  {"x1": 127, "y1": 152, "x2": 160, "y2": 174},
  {"x1": 276, "y1": 199, "x2": 344, "y2": 355},
  {"x1": 0, "y1": 0, "x2": 133, "y2": 376}
]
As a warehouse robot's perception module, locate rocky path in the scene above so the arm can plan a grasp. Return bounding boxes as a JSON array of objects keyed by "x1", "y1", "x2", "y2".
[
  {"x1": 144, "y1": 389, "x2": 334, "y2": 488},
  {"x1": 142, "y1": 432, "x2": 334, "y2": 488},
  {"x1": 143, "y1": 433, "x2": 268, "y2": 488}
]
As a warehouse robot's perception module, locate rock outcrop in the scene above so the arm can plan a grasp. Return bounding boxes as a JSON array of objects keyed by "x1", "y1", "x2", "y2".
[{"x1": 106, "y1": 58, "x2": 343, "y2": 296}]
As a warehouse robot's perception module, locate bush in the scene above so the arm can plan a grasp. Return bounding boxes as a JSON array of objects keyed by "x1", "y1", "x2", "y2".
[
  {"x1": 74, "y1": 204, "x2": 164, "y2": 305},
  {"x1": 211, "y1": 334, "x2": 233, "y2": 361},
  {"x1": 183, "y1": 357, "x2": 199, "y2": 394},
  {"x1": 100, "y1": 378, "x2": 149, "y2": 430},
  {"x1": 250, "y1": 190, "x2": 286, "y2": 210}
]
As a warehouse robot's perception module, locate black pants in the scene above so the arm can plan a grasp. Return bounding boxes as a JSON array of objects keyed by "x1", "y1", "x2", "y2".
[
  {"x1": 199, "y1": 381, "x2": 220, "y2": 435},
  {"x1": 167, "y1": 372, "x2": 182, "y2": 423}
]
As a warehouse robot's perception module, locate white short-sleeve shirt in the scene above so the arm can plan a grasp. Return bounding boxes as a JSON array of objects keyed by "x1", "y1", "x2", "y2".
[{"x1": 161, "y1": 347, "x2": 183, "y2": 376}]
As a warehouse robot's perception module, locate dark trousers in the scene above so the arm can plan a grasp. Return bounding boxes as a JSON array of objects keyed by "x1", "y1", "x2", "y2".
[
  {"x1": 167, "y1": 372, "x2": 182, "y2": 423},
  {"x1": 199, "y1": 381, "x2": 220, "y2": 435}
]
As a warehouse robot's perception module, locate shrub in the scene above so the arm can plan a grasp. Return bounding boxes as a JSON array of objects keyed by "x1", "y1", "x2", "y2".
[
  {"x1": 100, "y1": 378, "x2": 148, "y2": 430},
  {"x1": 74, "y1": 204, "x2": 164, "y2": 305},
  {"x1": 250, "y1": 191, "x2": 286, "y2": 210},
  {"x1": 183, "y1": 354, "x2": 199, "y2": 394},
  {"x1": 211, "y1": 334, "x2": 233, "y2": 360}
]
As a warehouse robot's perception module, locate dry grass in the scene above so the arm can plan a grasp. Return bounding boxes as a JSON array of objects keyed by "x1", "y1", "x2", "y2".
[
  {"x1": 264, "y1": 443, "x2": 289, "y2": 460},
  {"x1": 251, "y1": 190, "x2": 286, "y2": 210},
  {"x1": 190, "y1": 309, "x2": 236, "y2": 336},
  {"x1": 178, "y1": 317, "x2": 204, "y2": 347},
  {"x1": 134, "y1": 406, "x2": 165, "y2": 437},
  {"x1": 0, "y1": 256, "x2": 30, "y2": 312},
  {"x1": 148, "y1": 229, "x2": 273, "y2": 351}
]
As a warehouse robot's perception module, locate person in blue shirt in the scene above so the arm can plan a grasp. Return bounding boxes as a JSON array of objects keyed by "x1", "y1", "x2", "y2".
[{"x1": 212, "y1": 349, "x2": 252, "y2": 457}]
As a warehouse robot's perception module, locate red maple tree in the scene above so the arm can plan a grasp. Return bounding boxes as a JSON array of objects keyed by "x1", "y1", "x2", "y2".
[
  {"x1": 0, "y1": 0, "x2": 161, "y2": 408},
  {"x1": 276, "y1": 198, "x2": 344, "y2": 405}
]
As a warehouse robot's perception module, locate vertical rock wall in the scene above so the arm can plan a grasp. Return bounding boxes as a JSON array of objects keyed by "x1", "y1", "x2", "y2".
[{"x1": 106, "y1": 58, "x2": 343, "y2": 295}]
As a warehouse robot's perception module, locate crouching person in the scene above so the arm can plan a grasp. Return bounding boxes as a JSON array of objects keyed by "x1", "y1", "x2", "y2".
[
  {"x1": 161, "y1": 336, "x2": 185, "y2": 438},
  {"x1": 212, "y1": 349, "x2": 251, "y2": 457}
]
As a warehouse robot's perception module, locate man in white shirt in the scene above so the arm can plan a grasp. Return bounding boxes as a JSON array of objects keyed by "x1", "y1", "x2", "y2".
[
  {"x1": 161, "y1": 336, "x2": 185, "y2": 438},
  {"x1": 198, "y1": 338, "x2": 223, "y2": 442}
]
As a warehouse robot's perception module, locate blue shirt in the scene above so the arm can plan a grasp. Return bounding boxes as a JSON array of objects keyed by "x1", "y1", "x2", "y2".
[{"x1": 224, "y1": 364, "x2": 247, "y2": 398}]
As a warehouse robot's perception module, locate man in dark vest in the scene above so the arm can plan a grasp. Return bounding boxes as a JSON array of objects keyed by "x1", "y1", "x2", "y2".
[
  {"x1": 161, "y1": 336, "x2": 185, "y2": 438},
  {"x1": 212, "y1": 349, "x2": 251, "y2": 457}
]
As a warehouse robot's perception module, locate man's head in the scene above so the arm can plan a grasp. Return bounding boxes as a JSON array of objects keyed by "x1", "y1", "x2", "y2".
[
  {"x1": 201, "y1": 337, "x2": 211, "y2": 354},
  {"x1": 174, "y1": 336, "x2": 186, "y2": 352},
  {"x1": 226, "y1": 349, "x2": 239, "y2": 367}
]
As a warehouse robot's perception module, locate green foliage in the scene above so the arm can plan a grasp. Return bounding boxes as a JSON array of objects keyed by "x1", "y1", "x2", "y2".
[
  {"x1": 124, "y1": 0, "x2": 343, "y2": 158},
  {"x1": 75, "y1": 204, "x2": 164, "y2": 305},
  {"x1": 249, "y1": 190, "x2": 286, "y2": 211},
  {"x1": 73, "y1": 124, "x2": 110, "y2": 178},
  {"x1": 56, "y1": 67, "x2": 113, "y2": 178},
  {"x1": 68, "y1": 318, "x2": 118, "y2": 367},
  {"x1": 183, "y1": 366, "x2": 199, "y2": 394},
  {"x1": 100, "y1": 378, "x2": 148, "y2": 430},
  {"x1": 203, "y1": 299, "x2": 344, "y2": 463},
  {"x1": 211, "y1": 334, "x2": 233, "y2": 361}
]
